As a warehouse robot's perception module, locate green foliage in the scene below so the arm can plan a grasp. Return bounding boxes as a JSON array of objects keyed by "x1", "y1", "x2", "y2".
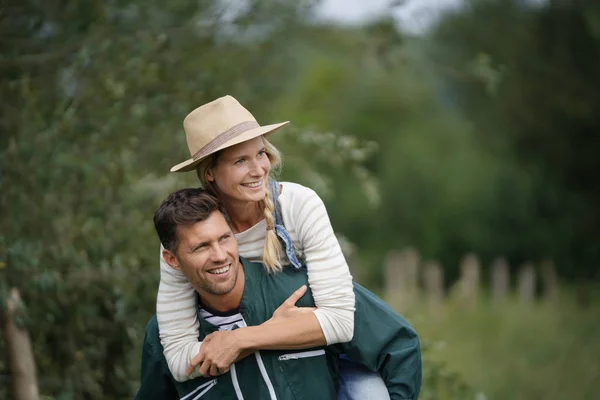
[
  {"x1": 0, "y1": 1, "x2": 336, "y2": 398},
  {"x1": 410, "y1": 293, "x2": 600, "y2": 400},
  {"x1": 420, "y1": 339, "x2": 483, "y2": 400},
  {"x1": 2, "y1": 0, "x2": 599, "y2": 397},
  {"x1": 430, "y1": 0, "x2": 600, "y2": 280},
  {"x1": 267, "y1": 20, "x2": 540, "y2": 285}
]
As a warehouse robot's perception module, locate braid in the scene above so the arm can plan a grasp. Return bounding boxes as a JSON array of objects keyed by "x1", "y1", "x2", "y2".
[{"x1": 262, "y1": 186, "x2": 283, "y2": 273}]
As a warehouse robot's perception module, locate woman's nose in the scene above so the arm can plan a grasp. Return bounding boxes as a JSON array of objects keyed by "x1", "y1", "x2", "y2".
[{"x1": 248, "y1": 159, "x2": 265, "y2": 177}]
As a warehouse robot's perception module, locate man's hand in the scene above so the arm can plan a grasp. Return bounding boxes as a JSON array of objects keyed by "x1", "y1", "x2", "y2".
[
  {"x1": 186, "y1": 330, "x2": 244, "y2": 377},
  {"x1": 266, "y1": 285, "x2": 316, "y2": 324}
]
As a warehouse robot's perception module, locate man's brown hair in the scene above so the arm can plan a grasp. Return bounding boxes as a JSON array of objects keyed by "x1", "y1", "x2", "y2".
[{"x1": 153, "y1": 188, "x2": 230, "y2": 253}]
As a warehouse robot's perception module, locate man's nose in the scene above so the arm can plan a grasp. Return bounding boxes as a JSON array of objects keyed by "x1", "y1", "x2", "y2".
[{"x1": 210, "y1": 244, "x2": 227, "y2": 262}]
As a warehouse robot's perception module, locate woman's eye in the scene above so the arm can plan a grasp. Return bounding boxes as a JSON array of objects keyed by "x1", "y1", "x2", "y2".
[
  {"x1": 258, "y1": 150, "x2": 266, "y2": 157},
  {"x1": 235, "y1": 158, "x2": 246, "y2": 165}
]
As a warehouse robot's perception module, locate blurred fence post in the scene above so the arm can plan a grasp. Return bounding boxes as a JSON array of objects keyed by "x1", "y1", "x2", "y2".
[
  {"x1": 491, "y1": 257, "x2": 510, "y2": 304},
  {"x1": 423, "y1": 261, "x2": 444, "y2": 311},
  {"x1": 541, "y1": 259, "x2": 559, "y2": 303},
  {"x1": 384, "y1": 247, "x2": 420, "y2": 311},
  {"x1": 453, "y1": 253, "x2": 481, "y2": 308},
  {"x1": 518, "y1": 263, "x2": 536, "y2": 304},
  {"x1": 346, "y1": 252, "x2": 363, "y2": 284},
  {"x1": 384, "y1": 250, "x2": 402, "y2": 299},
  {"x1": 340, "y1": 239, "x2": 363, "y2": 284},
  {"x1": 0, "y1": 288, "x2": 39, "y2": 400}
]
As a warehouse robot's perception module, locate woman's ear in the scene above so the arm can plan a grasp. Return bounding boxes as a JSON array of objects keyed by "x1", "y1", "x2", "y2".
[
  {"x1": 162, "y1": 248, "x2": 181, "y2": 271},
  {"x1": 206, "y1": 168, "x2": 215, "y2": 183}
]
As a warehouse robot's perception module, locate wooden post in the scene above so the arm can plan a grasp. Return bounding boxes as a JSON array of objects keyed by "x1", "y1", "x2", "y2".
[
  {"x1": 341, "y1": 239, "x2": 362, "y2": 284},
  {"x1": 384, "y1": 247, "x2": 420, "y2": 311},
  {"x1": 384, "y1": 250, "x2": 402, "y2": 299},
  {"x1": 423, "y1": 261, "x2": 444, "y2": 311},
  {"x1": 518, "y1": 263, "x2": 536, "y2": 304},
  {"x1": 455, "y1": 253, "x2": 481, "y2": 307},
  {"x1": 1, "y1": 288, "x2": 40, "y2": 400},
  {"x1": 541, "y1": 259, "x2": 559, "y2": 302},
  {"x1": 491, "y1": 257, "x2": 510, "y2": 304}
]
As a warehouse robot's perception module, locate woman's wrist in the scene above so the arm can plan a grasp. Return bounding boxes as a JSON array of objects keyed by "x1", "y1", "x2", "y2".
[{"x1": 232, "y1": 325, "x2": 262, "y2": 351}]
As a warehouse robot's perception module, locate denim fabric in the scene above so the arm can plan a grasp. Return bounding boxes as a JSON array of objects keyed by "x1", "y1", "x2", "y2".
[
  {"x1": 269, "y1": 179, "x2": 389, "y2": 400},
  {"x1": 338, "y1": 357, "x2": 391, "y2": 400},
  {"x1": 269, "y1": 179, "x2": 303, "y2": 269}
]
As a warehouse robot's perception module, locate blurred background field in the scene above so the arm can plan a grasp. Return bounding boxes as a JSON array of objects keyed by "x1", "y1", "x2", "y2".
[
  {"x1": 404, "y1": 256, "x2": 600, "y2": 400},
  {"x1": 413, "y1": 290, "x2": 600, "y2": 400},
  {"x1": 1, "y1": 0, "x2": 599, "y2": 398}
]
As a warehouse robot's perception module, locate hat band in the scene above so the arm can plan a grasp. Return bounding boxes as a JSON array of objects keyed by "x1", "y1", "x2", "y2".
[{"x1": 192, "y1": 120, "x2": 260, "y2": 161}]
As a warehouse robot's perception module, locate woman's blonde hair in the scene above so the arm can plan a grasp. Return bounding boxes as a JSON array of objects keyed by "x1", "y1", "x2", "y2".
[{"x1": 196, "y1": 137, "x2": 284, "y2": 272}]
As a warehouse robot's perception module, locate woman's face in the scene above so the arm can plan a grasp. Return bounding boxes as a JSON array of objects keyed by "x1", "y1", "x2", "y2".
[{"x1": 207, "y1": 136, "x2": 270, "y2": 205}]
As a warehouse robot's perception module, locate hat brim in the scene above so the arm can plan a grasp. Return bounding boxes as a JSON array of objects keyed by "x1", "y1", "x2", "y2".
[{"x1": 170, "y1": 121, "x2": 290, "y2": 172}]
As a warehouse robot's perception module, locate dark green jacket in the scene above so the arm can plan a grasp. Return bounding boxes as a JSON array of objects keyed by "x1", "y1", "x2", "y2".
[{"x1": 135, "y1": 258, "x2": 421, "y2": 399}]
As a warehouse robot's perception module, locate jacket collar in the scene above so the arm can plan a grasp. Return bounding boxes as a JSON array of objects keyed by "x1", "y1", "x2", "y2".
[{"x1": 195, "y1": 257, "x2": 264, "y2": 337}]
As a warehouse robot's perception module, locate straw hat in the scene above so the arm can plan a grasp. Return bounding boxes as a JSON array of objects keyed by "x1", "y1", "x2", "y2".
[{"x1": 170, "y1": 95, "x2": 289, "y2": 172}]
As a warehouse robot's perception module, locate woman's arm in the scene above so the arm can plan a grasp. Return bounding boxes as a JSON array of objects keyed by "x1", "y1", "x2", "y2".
[
  {"x1": 189, "y1": 184, "x2": 356, "y2": 376},
  {"x1": 157, "y1": 247, "x2": 202, "y2": 382},
  {"x1": 188, "y1": 285, "x2": 326, "y2": 377},
  {"x1": 283, "y1": 183, "x2": 356, "y2": 344}
]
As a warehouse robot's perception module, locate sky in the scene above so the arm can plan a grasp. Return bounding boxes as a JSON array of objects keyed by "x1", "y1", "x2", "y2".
[{"x1": 317, "y1": 0, "x2": 464, "y2": 34}]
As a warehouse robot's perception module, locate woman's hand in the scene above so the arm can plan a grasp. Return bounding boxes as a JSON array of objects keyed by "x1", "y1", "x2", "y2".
[{"x1": 265, "y1": 285, "x2": 316, "y2": 324}]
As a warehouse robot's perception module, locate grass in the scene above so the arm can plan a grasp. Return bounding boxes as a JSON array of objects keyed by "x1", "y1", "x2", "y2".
[{"x1": 399, "y1": 291, "x2": 600, "y2": 400}]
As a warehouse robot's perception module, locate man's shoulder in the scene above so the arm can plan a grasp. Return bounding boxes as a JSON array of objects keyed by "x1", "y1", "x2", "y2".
[
  {"x1": 239, "y1": 256, "x2": 308, "y2": 279},
  {"x1": 240, "y1": 256, "x2": 264, "y2": 271},
  {"x1": 143, "y1": 315, "x2": 163, "y2": 351},
  {"x1": 146, "y1": 314, "x2": 159, "y2": 331},
  {"x1": 352, "y1": 282, "x2": 419, "y2": 341},
  {"x1": 239, "y1": 256, "x2": 272, "y2": 285}
]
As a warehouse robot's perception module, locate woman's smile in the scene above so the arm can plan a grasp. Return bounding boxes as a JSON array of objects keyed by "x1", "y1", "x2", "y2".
[{"x1": 241, "y1": 179, "x2": 264, "y2": 189}]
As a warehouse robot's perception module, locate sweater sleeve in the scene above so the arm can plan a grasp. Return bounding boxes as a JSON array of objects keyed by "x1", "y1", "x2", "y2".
[
  {"x1": 282, "y1": 183, "x2": 356, "y2": 344},
  {"x1": 157, "y1": 246, "x2": 202, "y2": 382}
]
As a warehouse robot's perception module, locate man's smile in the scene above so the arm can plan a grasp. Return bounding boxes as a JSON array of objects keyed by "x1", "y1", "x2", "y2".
[{"x1": 207, "y1": 264, "x2": 231, "y2": 275}]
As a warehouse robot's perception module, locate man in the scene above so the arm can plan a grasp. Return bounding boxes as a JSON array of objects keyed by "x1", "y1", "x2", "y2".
[{"x1": 135, "y1": 188, "x2": 421, "y2": 399}]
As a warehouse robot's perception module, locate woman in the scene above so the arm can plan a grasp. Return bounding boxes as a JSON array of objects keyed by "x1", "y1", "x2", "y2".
[{"x1": 157, "y1": 95, "x2": 389, "y2": 399}]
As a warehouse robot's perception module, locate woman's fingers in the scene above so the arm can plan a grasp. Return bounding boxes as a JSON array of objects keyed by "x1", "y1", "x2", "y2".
[
  {"x1": 283, "y1": 285, "x2": 307, "y2": 307},
  {"x1": 198, "y1": 358, "x2": 212, "y2": 377},
  {"x1": 270, "y1": 285, "x2": 312, "y2": 320},
  {"x1": 209, "y1": 364, "x2": 220, "y2": 377},
  {"x1": 186, "y1": 352, "x2": 205, "y2": 376}
]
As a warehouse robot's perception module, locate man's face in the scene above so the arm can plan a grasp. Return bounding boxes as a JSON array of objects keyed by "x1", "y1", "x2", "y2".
[{"x1": 165, "y1": 211, "x2": 241, "y2": 298}]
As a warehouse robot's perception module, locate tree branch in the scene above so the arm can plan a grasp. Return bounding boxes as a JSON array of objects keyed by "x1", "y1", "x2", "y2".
[{"x1": 0, "y1": 288, "x2": 39, "y2": 400}]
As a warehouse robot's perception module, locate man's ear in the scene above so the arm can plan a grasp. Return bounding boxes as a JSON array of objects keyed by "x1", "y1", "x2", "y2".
[{"x1": 162, "y1": 248, "x2": 181, "y2": 271}]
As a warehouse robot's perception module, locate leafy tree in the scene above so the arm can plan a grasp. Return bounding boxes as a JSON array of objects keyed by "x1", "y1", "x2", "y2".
[
  {"x1": 431, "y1": 0, "x2": 600, "y2": 283},
  {"x1": 0, "y1": 1, "x2": 327, "y2": 397}
]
